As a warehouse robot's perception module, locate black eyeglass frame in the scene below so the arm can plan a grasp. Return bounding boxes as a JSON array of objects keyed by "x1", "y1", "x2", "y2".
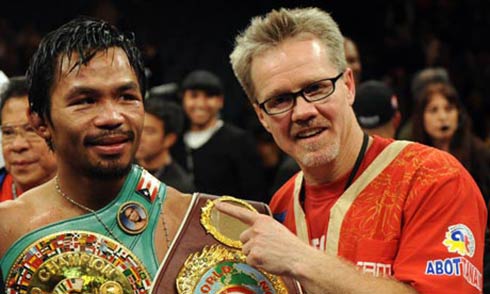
[{"x1": 257, "y1": 71, "x2": 345, "y2": 115}]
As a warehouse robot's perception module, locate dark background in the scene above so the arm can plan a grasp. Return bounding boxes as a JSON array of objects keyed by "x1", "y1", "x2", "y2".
[{"x1": 1, "y1": 0, "x2": 489, "y2": 138}]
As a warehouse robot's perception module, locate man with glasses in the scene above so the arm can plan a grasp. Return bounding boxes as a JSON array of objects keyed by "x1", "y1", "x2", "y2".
[
  {"x1": 0, "y1": 76, "x2": 56, "y2": 201},
  {"x1": 216, "y1": 7, "x2": 486, "y2": 293}
]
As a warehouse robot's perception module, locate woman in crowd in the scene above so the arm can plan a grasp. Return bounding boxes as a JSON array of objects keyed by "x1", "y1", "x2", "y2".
[
  {"x1": 412, "y1": 83, "x2": 490, "y2": 294},
  {"x1": 412, "y1": 82, "x2": 490, "y2": 205}
]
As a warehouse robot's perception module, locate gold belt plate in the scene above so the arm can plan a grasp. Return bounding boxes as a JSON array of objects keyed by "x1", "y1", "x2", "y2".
[
  {"x1": 5, "y1": 231, "x2": 151, "y2": 294},
  {"x1": 176, "y1": 244, "x2": 287, "y2": 294}
]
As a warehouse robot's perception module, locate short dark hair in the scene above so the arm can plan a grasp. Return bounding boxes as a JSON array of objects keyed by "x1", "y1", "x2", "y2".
[
  {"x1": 0, "y1": 76, "x2": 28, "y2": 124},
  {"x1": 180, "y1": 70, "x2": 223, "y2": 96},
  {"x1": 27, "y1": 16, "x2": 146, "y2": 123},
  {"x1": 354, "y1": 80, "x2": 397, "y2": 129},
  {"x1": 144, "y1": 96, "x2": 184, "y2": 136}
]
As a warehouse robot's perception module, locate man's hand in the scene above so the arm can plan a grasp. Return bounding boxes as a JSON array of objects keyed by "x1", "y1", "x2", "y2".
[
  {"x1": 214, "y1": 201, "x2": 315, "y2": 276},
  {"x1": 215, "y1": 201, "x2": 418, "y2": 294}
]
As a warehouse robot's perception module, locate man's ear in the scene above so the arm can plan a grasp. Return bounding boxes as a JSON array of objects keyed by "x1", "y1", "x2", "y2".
[
  {"x1": 393, "y1": 111, "x2": 402, "y2": 130},
  {"x1": 217, "y1": 95, "x2": 224, "y2": 110},
  {"x1": 253, "y1": 103, "x2": 271, "y2": 132},
  {"x1": 343, "y1": 68, "x2": 356, "y2": 106},
  {"x1": 28, "y1": 111, "x2": 51, "y2": 140},
  {"x1": 163, "y1": 133, "x2": 177, "y2": 149}
]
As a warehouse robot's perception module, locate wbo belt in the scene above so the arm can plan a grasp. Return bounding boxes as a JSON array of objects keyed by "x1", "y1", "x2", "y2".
[{"x1": 151, "y1": 193, "x2": 303, "y2": 294}]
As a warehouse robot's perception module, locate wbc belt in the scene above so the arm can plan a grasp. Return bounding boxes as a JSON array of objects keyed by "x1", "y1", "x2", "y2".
[
  {"x1": 2, "y1": 165, "x2": 167, "y2": 294},
  {"x1": 5, "y1": 231, "x2": 151, "y2": 294},
  {"x1": 151, "y1": 193, "x2": 303, "y2": 294}
]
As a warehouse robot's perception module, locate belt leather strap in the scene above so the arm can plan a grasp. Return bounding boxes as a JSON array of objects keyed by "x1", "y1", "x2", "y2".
[{"x1": 151, "y1": 193, "x2": 303, "y2": 293}]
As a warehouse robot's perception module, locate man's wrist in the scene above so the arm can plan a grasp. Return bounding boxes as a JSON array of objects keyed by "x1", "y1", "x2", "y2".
[{"x1": 289, "y1": 246, "x2": 325, "y2": 281}]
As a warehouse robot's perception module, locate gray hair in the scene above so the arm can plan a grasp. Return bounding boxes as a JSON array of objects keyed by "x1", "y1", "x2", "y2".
[
  {"x1": 230, "y1": 7, "x2": 346, "y2": 102},
  {"x1": 411, "y1": 67, "x2": 450, "y2": 100}
]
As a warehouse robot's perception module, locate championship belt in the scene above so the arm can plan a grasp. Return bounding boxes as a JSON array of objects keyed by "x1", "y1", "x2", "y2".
[
  {"x1": 5, "y1": 231, "x2": 152, "y2": 294},
  {"x1": 151, "y1": 193, "x2": 303, "y2": 294}
]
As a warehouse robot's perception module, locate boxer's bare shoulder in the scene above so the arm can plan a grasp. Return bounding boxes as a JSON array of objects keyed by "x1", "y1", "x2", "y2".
[
  {"x1": 153, "y1": 186, "x2": 193, "y2": 261},
  {"x1": 164, "y1": 187, "x2": 193, "y2": 223},
  {"x1": 161, "y1": 187, "x2": 193, "y2": 242},
  {"x1": 0, "y1": 179, "x2": 67, "y2": 258}
]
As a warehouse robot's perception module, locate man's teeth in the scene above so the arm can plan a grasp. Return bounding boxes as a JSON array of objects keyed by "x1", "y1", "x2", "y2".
[{"x1": 297, "y1": 129, "x2": 322, "y2": 138}]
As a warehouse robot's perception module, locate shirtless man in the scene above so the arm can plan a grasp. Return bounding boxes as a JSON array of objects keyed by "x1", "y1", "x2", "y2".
[{"x1": 0, "y1": 17, "x2": 190, "y2": 293}]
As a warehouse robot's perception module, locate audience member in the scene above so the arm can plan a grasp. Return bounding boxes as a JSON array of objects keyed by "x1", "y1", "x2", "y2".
[
  {"x1": 136, "y1": 96, "x2": 195, "y2": 192},
  {"x1": 0, "y1": 76, "x2": 56, "y2": 201},
  {"x1": 354, "y1": 80, "x2": 401, "y2": 138},
  {"x1": 249, "y1": 121, "x2": 285, "y2": 201},
  {"x1": 0, "y1": 70, "x2": 9, "y2": 167},
  {"x1": 411, "y1": 68, "x2": 451, "y2": 100},
  {"x1": 269, "y1": 156, "x2": 299, "y2": 195},
  {"x1": 410, "y1": 82, "x2": 490, "y2": 293},
  {"x1": 344, "y1": 36, "x2": 362, "y2": 85},
  {"x1": 397, "y1": 67, "x2": 450, "y2": 140},
  {"x1": 412, "y1": 82, "x2": 490, "y2": 204},
  {"x1": 172, "y1": 69, "x2": 266, "y2": 201},
  {"x1": 0, "y1": 17, "x2": 191, "y2": 292},
  {"x1": 218, "y1": 7, "x2": 486, "y2": 293}
]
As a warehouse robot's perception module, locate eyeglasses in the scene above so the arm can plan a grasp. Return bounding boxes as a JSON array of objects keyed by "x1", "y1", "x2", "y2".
[
  {"x1": 1, "y1": 123, "x2": 43, "y2": 144},
  {"x1": 257, "y1": 72, "x2": 344, "y2": 115}
]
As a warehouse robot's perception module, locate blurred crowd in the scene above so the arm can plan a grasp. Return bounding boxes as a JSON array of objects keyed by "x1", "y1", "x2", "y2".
[
  {"x1": 0, "y1": 0, "x2": 489, "y2": 202},
  {"x1": 0, "y1": 0, "x2": 488, "y2": 136},
  {"x1": 0, "y1": 0, "x2": 490, "y2": 194},
  {"x1": 0, "y1": 2, "x2": 490, "y2": 292}
]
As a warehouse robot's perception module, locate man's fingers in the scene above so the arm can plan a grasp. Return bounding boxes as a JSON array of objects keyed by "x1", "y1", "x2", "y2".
[
  {"x1": 214, "y1": 201, "x2": 258, "y2": 226},
  {"x1": 240, "y1": 226, "x2": 253, "y2": 244},
  {"x1": 242, "y1": 240, "x2": 252, "y2": 256}
]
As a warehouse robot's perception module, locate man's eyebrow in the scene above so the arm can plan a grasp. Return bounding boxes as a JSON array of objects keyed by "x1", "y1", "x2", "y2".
[
  {"x1": 263, "y1": 88, "x2": 292, "y2": 101},
  {"x1": 64, "y1": 86, "x2": 99, "y2": 99},
  {"x1": 64, "y1": 81, "x2": 140, "y2": 99},
  {"x1": 116, "y1": 81, "x2": 140, "y2": 92},
  {"x1": 1, "y1": 122, "x2": 31, "y2": 128},
  {"x1": 263, "y1": 77, "x2": 328, "y2": 100}
]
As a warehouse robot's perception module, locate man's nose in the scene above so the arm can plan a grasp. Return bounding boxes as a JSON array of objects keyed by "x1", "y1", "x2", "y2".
[
  {"x1": 9, "y1": 133, "x2": 30, "y2": 151},
  {"x1": 291, "y1": 95, "x2": 318, "y2": 122},
  {"x1": 194, "y1": 94, "x2": 208, "y2": 106},
  {"x1": 93, "y1": 100, "x2": 124, "y2": 129}
]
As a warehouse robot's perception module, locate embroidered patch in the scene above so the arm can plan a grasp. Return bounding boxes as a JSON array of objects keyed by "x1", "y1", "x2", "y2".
[
  {"x1": 442, "y1": 224, "x2": 475, "y2": 257},
  {"x1": 136, "y1": 169, "x2": 160, "y2": 202}
]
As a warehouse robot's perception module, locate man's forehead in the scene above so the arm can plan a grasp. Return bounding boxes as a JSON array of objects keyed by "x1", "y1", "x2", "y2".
[
  {"x1": 55, "y1": 47, "x2": 129, "y2": 77},
  {"x1": 252, "y1": 37, "x2": 330, "y2": 73},
  {"x1": 251, "y1": 38, "x2": 334, "y2": 97},
  {"x1": 50, "y1": 47, "x2": 140, "y2": 95},
  {"x1": 144, "y1": 112, "x2": 164, "y2": 123},
  {"x1": 2, "y1": 97, "x2": 29, "y2": 124},
  {"x1": 2, "y1": 95, "x2": 29, "y2": 111}
]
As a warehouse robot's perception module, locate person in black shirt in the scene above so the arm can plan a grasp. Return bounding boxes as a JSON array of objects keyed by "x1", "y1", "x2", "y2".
[
  {"x1": 171, "y1": 70, "x2": 266, "y2": 201},
  {"x1": 136, "y1": 96, "x2": 194, "y2": 193}
]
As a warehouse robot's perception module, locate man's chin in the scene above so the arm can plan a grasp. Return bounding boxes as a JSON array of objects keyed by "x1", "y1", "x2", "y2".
[
  {"x1": 85, "y1": 160, "x2": 133, "y2": 180},
  {"x1": 192, "y1": 118, "x2": 213, "y2": 128},
  {"x1": 297, "y1": 145, "x2": 339, "y2": 168}
]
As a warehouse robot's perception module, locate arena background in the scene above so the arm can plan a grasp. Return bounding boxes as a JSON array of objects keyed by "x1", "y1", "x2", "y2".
[{"x1": 1, "y1": 0, "x2": 489, "y2": 139}]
